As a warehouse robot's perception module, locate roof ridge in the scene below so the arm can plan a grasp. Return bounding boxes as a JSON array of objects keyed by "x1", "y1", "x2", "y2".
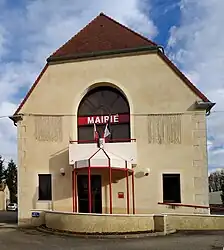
[{"x1": 99, "y1": 12, "x2": 157, "y2": 46}]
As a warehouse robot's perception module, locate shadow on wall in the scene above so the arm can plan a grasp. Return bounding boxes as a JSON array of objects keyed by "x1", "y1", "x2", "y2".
[
  {"x1": 32, "y1": 148, "x2": 72, "y2": 211},
  {"x1": 103, "y1": 169, "x2": 130, "y2": 214},
  {"x1": 49, "y1": 148, "x2": 72, "y2": 202}
]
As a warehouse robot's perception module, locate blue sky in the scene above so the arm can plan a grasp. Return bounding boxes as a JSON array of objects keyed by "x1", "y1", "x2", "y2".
[{"x1": 0, "y1": 0, "x2": 223, "y2": 173}]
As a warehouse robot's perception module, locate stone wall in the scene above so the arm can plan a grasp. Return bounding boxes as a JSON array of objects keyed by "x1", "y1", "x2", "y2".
[
  {"x1": 45, "y1": 211, "x2": 154, "y2": 233},
  {"x1": 30, "y1": 210, "x2": 224, "y2": 233},
  {"x1": 165, "y1": 214, "x2": 224, "y2": 230}
]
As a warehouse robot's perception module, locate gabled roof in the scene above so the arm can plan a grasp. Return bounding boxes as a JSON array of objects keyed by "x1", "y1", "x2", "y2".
[
  {"x1": 11, "y1": 13, "x2": 214, "y2": 118},
  {"x1": 48, "y1": 13, "x2": 157, "y2": 61}
]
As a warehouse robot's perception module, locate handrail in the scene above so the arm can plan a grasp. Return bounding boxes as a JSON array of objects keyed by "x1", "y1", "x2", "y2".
[
  {"x1": 158, "y1": 202, "x2": 209, "y2": 209},
  {"x1": 69, "y1": 138, "x2": 136, "y2": 143},
  {"x1": 158, "y1": 202, "x2": 224, "y2": 210}
]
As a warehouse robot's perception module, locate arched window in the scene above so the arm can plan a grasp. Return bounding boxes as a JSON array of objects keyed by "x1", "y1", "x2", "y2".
[{"x1": 77, "y1": 86, "x2": 130, "y2": 143}]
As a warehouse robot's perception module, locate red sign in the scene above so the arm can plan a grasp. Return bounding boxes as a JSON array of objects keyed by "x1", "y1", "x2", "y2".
[
  {"x1": 78, "y1": 114, "x2": 130, "y2": 126},
  {"x1": 118, "y1": 192, "x2": 124, "y2": 199}
]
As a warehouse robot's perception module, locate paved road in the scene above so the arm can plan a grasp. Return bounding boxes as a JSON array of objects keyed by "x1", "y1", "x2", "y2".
[
  {"x1": 0, "y1": 211, "x2": 224, "y2": 249},
  {"x1": 0, "y1": 211, "x2": 17, "y2": 224},
  {"x1": 0, "y1": 228, "x2": 223, "y2": 250}
]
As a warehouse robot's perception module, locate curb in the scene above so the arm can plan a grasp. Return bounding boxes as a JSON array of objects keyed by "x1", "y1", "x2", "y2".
[
  {"x1": 36, "y1": 226, "x2": 176, "y2": 239},
  {"x1": 0, "y1": 223, "x2": 18, "y2": 229}
]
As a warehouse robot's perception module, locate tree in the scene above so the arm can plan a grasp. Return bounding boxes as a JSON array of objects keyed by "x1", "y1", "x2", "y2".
[
  {"x1": 221, "y1": 183, "x2": 224, "y2": 204},
  {"x1": 0, "y1": 155, "x2": 5, "y2": 183},
  {"x1": 208, "y1": 170, "x2": 224, "y2": 192},
  {"x1": 5, "y1": 159, "x2": 17, "y2": 203}
]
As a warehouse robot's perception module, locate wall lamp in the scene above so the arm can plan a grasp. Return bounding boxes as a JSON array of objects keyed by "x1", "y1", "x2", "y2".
[{"x1": 60, "y1": 168, "x2": 65, "y2": 176}]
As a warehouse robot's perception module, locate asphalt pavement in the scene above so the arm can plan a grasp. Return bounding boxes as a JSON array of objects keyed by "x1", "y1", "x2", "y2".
[
  {"x1": 0, "y1": 211, "x2": 224, "y2": 249},
  {"x1": 0, "y1": 211, "x2": 17, "y2": 224}
]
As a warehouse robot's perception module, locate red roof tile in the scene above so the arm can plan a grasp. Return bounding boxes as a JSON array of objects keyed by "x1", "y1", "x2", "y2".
[{"x1": 48, "y1": 13, "x2": 157, "y2": 60}]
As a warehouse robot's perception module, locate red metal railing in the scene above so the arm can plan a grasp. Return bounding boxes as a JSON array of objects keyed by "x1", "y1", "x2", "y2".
[
  {"x1": 158, "y1": 202, "x2": 224, "y2": 211},
  {"x1": 158, "y1": 202, "x2": 209, "y2": 209},
  {"x1": 69, "y1": 138, "x2": 136, "y2": 143}
]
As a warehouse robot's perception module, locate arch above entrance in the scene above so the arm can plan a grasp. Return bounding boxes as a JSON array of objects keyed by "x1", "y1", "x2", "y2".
[{"x1": 77, "y1": 84, "x2": 131, "y2": 143}]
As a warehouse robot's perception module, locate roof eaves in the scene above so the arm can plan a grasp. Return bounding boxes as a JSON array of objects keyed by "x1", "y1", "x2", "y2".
[
  {"x1": 11, "y1": 45, "x2": 215, "y2": 123},
  {"x1": 47, "y1": 45, "x2": 159, "y2": 63}
]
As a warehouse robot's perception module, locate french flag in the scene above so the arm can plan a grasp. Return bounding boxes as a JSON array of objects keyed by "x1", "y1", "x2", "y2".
[
  {"x1": 94, "y1": 123, "x2": 99, "y2": 141},
  {"x1": 103, "y1": 123, "x2": 111, "y2": 139}
]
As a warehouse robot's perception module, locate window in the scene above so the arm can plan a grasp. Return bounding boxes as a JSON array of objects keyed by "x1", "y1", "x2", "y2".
[
  {"x1": 38, "y1": 174, "x2": 52, "y2": 201},
  {"x1": 163, "y1": 174, "x2": 181, "y2": 203},
  {"x1": 77, "y1": 86, "x2": 130, "y2": 143}
]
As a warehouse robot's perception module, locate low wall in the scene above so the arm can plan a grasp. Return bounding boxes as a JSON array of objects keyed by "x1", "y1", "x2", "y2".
[
  {"x1": 45, "y1": 211, "x2": 154, "y2": 234},
  {"x1": 165, "y1": 214, "x2": 224, "y2": 230},
  {"x1": 30, "y1": 210, "x2": 224, "y2": 234},
  {"x1": 0, "y1": 192, "x2": 5, "y2": 210}
]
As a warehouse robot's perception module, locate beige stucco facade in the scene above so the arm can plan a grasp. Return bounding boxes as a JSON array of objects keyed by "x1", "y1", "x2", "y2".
[
  {"x1": 0, "y1": 184, "x2": 10, "y2": 210},
  {"x1": 16, "y1": 51, "x2": 210, "y2": 226}
]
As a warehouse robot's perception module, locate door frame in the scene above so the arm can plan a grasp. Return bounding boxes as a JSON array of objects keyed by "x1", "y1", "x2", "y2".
[{"x1": 76, "y1": 174, "x2": 102, "y2": 213}]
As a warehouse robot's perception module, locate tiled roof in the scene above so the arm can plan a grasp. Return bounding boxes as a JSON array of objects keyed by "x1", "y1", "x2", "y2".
[
  {"x1": 12, "y1": 13, "x2": 214, "y2": 117},
  {"x1": 48, "y1": 13, "x2": 157, "y2": 60}
]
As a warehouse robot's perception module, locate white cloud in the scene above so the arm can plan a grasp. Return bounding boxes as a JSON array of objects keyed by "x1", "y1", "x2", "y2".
[
  {"x1": 0, "y1": 102, "x2": 17, "y2": 164},
  {"x1": 0, "y1": 0, "x2": 157, "y2": 162},
  {"x1": 167, "y1": 0, "x2": 224, "y2": 170},
  {"x1": 0, "y1": 24, "x2": 8, "y2": 59}
]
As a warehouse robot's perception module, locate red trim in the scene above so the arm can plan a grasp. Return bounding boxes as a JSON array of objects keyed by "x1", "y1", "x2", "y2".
[
  {"x1": 158, "y1": 202, "x2": 209, "y2": 209},
  {"x1": 78, "y1": 114, "x2": 130, "y2": 126},
  {"x1": 125, "y1": 161, "x2": 130, "y2": 214},
  {"x1": 13, "y1": 64, "x2": 49, "y2": 115},
  {"x1": 89, "y1": 148, "x2": 101, "y2": 159},
  {"x1": 72, "y1": 170, "x2": 74, "y2": 212},
  {"x1": 88, "y1": 160, "x2": 92, "y2": 213},
  {"x1": 74, "y1": 166, "x2": 133, "y2": 172},
  {"x1": 70, "y1": 138, "x2": 136, "y2": 143},
  {"x1": 109, "y1": 158, "x2": 112, "y2": 214},
  {"x1": 74, "y1": 171, "x2": 77, "y2": 212},
  {"x1": 132, "y1": 172, "x2": 135, "y2": 214},
  {"x1": 72, "y1": 147, "x2": 135, "y2": 215},
  {"x1": 102, "y1": 149, "x2": 113, "y2": 214},
  {"x1": 157, "y1": 51, "x2": 210, "y2": 102},
  {"x1": 159, "y1": 202, "x2": 224, "y2": 211}
]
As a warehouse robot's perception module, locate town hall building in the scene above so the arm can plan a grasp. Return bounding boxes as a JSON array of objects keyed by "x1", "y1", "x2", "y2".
[{"x1": 10, "y1": 13, "x2": 215, "y2": 226}]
